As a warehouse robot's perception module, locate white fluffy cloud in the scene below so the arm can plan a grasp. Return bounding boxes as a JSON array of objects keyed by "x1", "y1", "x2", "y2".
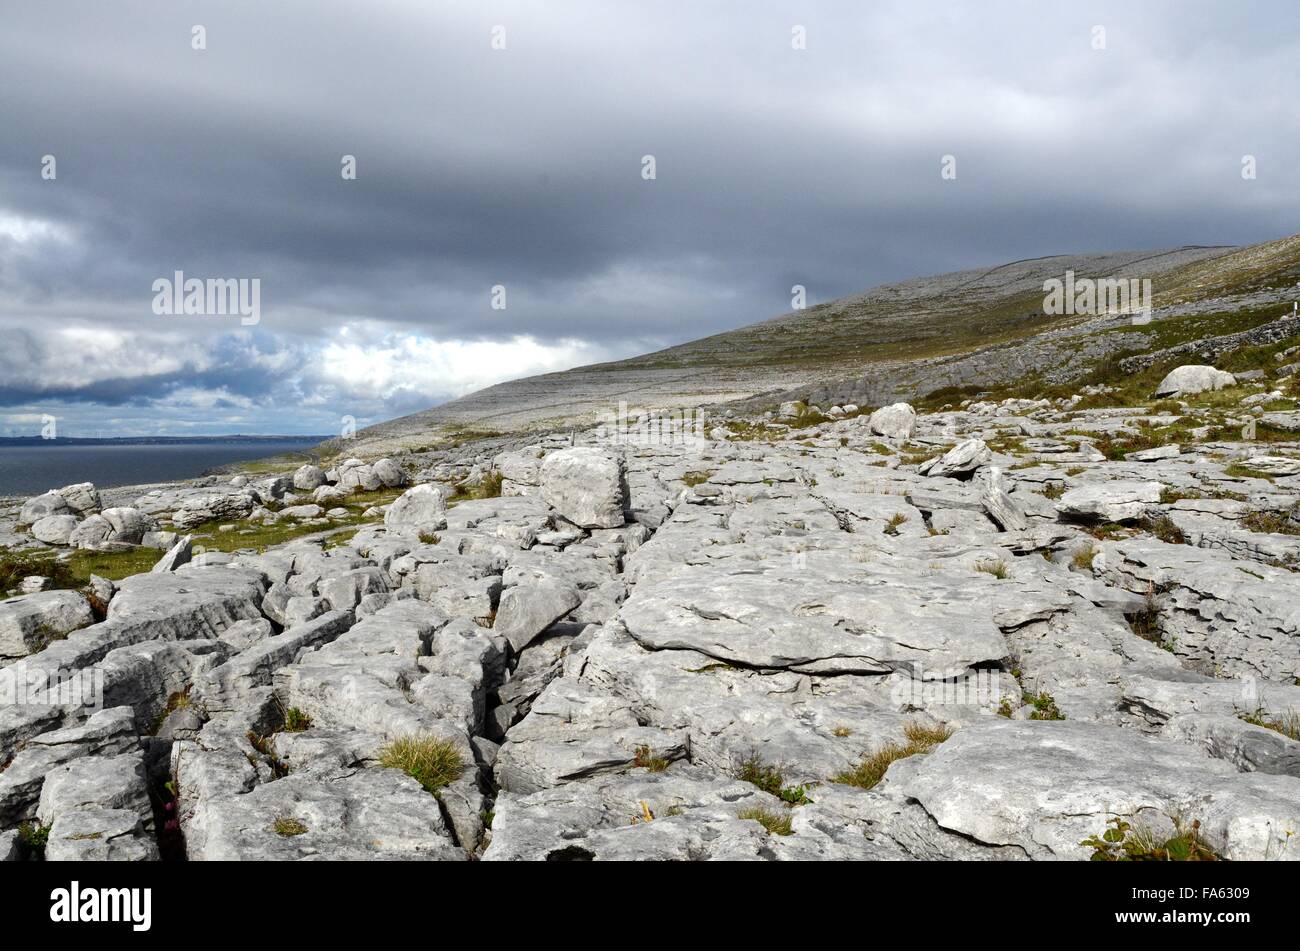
[{"x1": 315, "y1": 328, "x2": 616, "y2": 402}]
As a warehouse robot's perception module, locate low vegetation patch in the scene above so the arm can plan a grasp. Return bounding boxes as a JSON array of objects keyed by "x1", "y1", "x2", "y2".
[
  {"x1": 1140, "y1": 515, "x2": 1186, "y2": 545},
  {"x1": 975, "y1": 558, "x2": 1008, "y2": 579},
  {"x1": 1224, "y1": 462, "x2": 1277, "y2": 482},
  {"x1": 273, "y1": 817, "x2": 308, "y2": 837},
  {"x1": 0, "y1": 550, "x2": 77, "y2": 593},
  {"x1": 883, "y1": 512, "x2": 908, "y2": 536},
  {"x1": 681, "y1": 470, "x2": 713, "y2": 487},
  {"x1": 735, "y1": 754, "x2": 811, "y2": 804},
  {"x1": 1239, "y1": 709, "x2": 1300, "y2": 741},
  {"x1": 1022, "y1": 689, "x2": 1066, "y2": 721},
  {"x1": 282, "y1": 707, "x2": 313, "y2": 733},
  {"x1": 1082, "y1": 816, "x2": 1218, "y2": 861},
  {"x1": 738, "y1": 806, "x2": 793, "y2": 836},
  {"x1": 1127, "y1": 583, "x2": 1170, "y2": 650},
  {"x1": 448, "y1": 470, "x2": 503, "y2": 503},
  {"x1": 378, "y1": 735, "x2": 464, "y2": 794},
  {"x1": 17, "y1": 821, "x2": 50, "y2": 859},
  {"x1": 832, "y1": 722, "x2": 953, "y2": 790},
  {"x1": 1241, "y1": 509, "x2": 1300, "y2": 536},
  {"x1": 633, "y1": 745, "x2": 669, "y2": 772}
]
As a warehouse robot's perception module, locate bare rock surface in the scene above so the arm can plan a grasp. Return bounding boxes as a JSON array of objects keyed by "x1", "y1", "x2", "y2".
[{"x1": 6, "y1": 353, "x2": 1300, "y2": 863}]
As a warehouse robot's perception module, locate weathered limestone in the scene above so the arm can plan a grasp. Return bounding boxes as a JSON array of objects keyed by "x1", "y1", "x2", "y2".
[
  {"x1": 540, "y1": 447, "x2": 626, "y2": 528},
  {"x1": 918, "y1": 439, "x2": 991, "y2": 478},
  {"x1": 384, "y1": 483, "x2": 449, "y2": 529},
  {"x1": 494, "y1": 581, "x2": 581, "y2": 652},
  {"x1": 293, "y1": 464, "x2": 328, "y2": 490},
  {"x1": 0, "y1": 590, "x2": 95, "y2": 660},
  {"x1": 1057, "y1": 481, "x2": 1164, "y2": 522},
  {"x1": 867, "y1": 402, "x2": 917, "y2": 440},
  {"x1": 30, "y1": 514, "x2": 78, "y2": 545},
  {"x1": 1155, "y1": 364, "x2": 1236, "y2": 397}
]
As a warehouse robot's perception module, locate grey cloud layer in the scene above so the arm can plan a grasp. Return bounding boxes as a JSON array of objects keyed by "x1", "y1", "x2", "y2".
[{"x1": 0, "y1": 0, "x2": 1296, "y2": 434}]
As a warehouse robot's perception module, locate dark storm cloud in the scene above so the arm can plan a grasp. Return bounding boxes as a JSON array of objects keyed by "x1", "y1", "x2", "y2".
[{"x1": 0, "y1": 0, "x2": 1297, "y2": 434}]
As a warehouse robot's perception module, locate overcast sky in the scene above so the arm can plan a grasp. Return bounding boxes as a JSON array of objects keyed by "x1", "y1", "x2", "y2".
[{"x1": 1, "y1": 1, "x2": 1296, "y2": 437}]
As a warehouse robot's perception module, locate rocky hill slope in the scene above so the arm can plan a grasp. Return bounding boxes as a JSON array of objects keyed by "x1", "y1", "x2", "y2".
[
  {"x1": 4, "y1": 345, "x2": 1300, "y2": 859},
  {"x1": 336, "y1": 233, "x2": 1300, "y2": 457}
]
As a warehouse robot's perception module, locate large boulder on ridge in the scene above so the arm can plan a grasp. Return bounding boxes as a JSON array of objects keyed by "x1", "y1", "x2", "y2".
[
  {"x1": 18, "y1": 492, "x2": 70, "y2": 527},
  {"x1": 292, "y1": 465, "x2": 327, "y2": 491},
  {"x1": 384, "y1": 483, "x2": 449, "y2": 528},
  {"x1": 866, "y1": 402, "x2": 917, "y2": 440},
  {"x1": 1155, "y1": 365, "x2": 1235, "y2": 398},
  {"x1": 371, "y1": 458, "x2": 410, "y2": 489},
  {"x1": 540, "y1": 448, "x2": 625, "y2": 529}
]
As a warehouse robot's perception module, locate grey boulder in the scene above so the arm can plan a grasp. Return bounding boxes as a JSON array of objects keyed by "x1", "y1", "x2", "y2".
[
  {"x1": 540, "y1": 447, "x2": 625, "y2": 529},
  {"x1": 1155, "y1": 365, "x2": 1235, "y2": 397},
  {"x1": 1057, "y1": 481, "x2": 1164, "y2": 522},
  {"x1": 30, "y1": 514, "x2": 79, "y2": 545},
  {"x1": 384, "y1": 483, "x2": 449, "y2": 528},
  {"x1": 867, "y1": 402, "x2": 917, "y2": 440}
]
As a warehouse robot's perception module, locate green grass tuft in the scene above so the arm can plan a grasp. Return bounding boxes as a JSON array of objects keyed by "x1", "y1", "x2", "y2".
[
  {"x1": 378, "y1": 735, "x2": 464, "y2": 794},
  {"x1": 738, "y1": 806, "x2": 794, "y2": 836},
  {"x1": 273, "y1": 817, "x2": 308, "y2": 837}
]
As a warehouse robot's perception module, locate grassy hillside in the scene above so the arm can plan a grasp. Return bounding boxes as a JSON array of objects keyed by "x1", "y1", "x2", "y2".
[{"x1": 330, "y1": 233, "x2": 1300, "y2": 458}]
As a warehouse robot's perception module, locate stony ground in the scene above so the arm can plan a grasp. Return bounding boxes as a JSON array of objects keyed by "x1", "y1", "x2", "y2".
[{"x1": 4, "y1": 366, "x2": 1300, "y2": 862}]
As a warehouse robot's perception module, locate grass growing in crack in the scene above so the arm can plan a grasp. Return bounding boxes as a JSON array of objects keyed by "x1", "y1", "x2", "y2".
[
  {"x1": 1141, "y1": 515, "x2": 1186, "y2": 545},
  {"x1": 1225, "y1": 462, "x2": 1277, "y2": 482},
  {"x1": 738, "y1": 806, "x2": 794, "y2": 836},
  {"x1": 417, "y1": 530, "x2": 442, "y2": 545},
  {"x1": 1239, "y1": 709, "x2": 1300, "y2": 740},
  {"x1": 1242, "y1": 510, "x2": 1300, "y2": 536},
  {"x1": 378, "y1": 735, "x2": 464, "y2": 794},
  {"x1": 246, "y1": 730, "x2": 289, "y2": 778},
  {"x1": 1084, "y1": 521, "x2": 1129, "y2": 541},
  {"x1": 883, "y1": 512, "x2": 908, "y2": 536},
  {"x1": 17, "y1": 821, "x2": 50, "y2": 859},
  {"x1": 975, "y1": 558, "x2": 1009, "y2": 579},
  {"x1": 734, "y1": 754, "x2": 811, "y2": 804},
  {"x1": 1127, "y1": 583, "x2": 1166, "y2": 646},
  {"x1": 633, "y1": 745, "x2": 669, "y2": 772},
  {"x1": 448, "y1": 470, "x2": 503, "y2": 503},
  {"x1": 681, "y1": 470, "x2": 713, "y2": 487},
  {"x1": 1072, "y1": 547, "x2": 1097, "y2": 571},
  {"x1": 1082, "y1": 816, "x2": 1218, "y2": 861},
  {"x1": 150, "y1": 690, "x2": 193, "y2": 735},
  {"x1": 273, "y1": 817, "x2": 308, "y2": 837},
  {"x1": 1040, "y1": 482, "x2": 1066, "y2": 500},
  {"x1": 1022, "y1": 689, "x2": 1066, "y2": 721},
  {"x1": 283, "y1": 707, "x2": 313, "y2": 733},
  {"x1": 832, "y1": 722, "x2": 953, "y2": 790}
]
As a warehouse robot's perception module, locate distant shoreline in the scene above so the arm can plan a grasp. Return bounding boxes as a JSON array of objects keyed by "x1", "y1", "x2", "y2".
[
  {"x1": 0, "y1": 435, "x2": 329, "y2": 446},
  {"x1": 0, "y1": 438, "x2": 332, "y2": 498}
]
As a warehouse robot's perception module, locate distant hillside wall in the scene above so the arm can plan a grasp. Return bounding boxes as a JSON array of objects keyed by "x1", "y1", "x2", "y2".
[{"x1": 1117, "y1": 314, "x2": 1300, "y2": 374}]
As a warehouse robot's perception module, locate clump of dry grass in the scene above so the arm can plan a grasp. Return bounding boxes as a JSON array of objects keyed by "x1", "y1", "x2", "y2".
[
  {"x1": 738, "y1": 806, "x2": 793, "y2": 836},
  {"x1": 832, "y1": 722, "x2": 954, "y2": 790},
  {"x1": 378, "y1": 735, "x2": 464, "y2": 793}
]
